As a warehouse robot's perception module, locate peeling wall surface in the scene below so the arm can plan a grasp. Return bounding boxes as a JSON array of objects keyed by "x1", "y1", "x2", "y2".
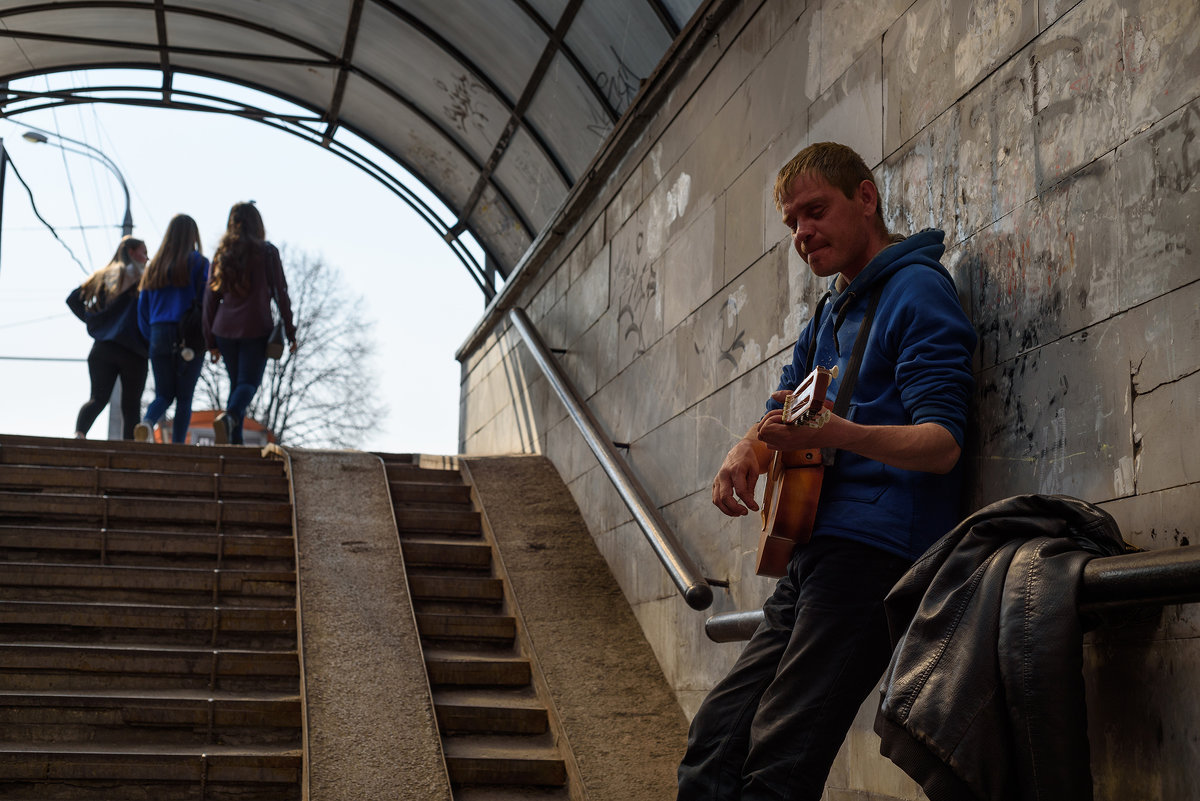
[{"x1": 457, "y1": 0, "x2": 1199, "y2": 797}]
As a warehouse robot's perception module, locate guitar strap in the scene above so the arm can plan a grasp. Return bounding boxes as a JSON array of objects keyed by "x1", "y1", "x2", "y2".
[
  {"x1": 831, "y1": 279, "x2": 887, "y2": 420},
  {"x1": 803, "y1": 276, "x2": 891, "y2": 464}
]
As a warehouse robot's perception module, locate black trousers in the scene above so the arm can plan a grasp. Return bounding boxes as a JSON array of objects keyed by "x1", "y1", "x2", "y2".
[
  {"x1": 677, "y1": 538, "x2": 912, "y2": 801},
  {"x1": 75, "y1": 340, "x2": 148, "y2": 439}
]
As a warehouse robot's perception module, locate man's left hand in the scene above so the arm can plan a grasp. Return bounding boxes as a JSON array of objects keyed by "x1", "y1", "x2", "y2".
[{"x1": 757, "y1": 406, "x2": 845, "y2": 452}]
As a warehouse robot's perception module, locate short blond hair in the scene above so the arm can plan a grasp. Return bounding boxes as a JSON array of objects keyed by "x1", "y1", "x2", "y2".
[{"x1": 773, "y1": 142, "x2": 887, "y2": 231}]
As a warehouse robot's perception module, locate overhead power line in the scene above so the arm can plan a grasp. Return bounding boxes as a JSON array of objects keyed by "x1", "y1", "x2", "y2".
[{"x1": 1, "y1": 151, "x2": 89, "y2": 274}]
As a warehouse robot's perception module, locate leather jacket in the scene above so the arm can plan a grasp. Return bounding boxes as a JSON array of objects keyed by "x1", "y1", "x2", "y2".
[{"x1": 873, "y1": 494, "x2": 1132, "y2": 801}]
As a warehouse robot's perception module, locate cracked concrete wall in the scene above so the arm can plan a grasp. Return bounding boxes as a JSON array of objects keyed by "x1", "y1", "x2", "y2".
[{"x1": 457, "y1": 0, "x2": 1199, "y2": 797}]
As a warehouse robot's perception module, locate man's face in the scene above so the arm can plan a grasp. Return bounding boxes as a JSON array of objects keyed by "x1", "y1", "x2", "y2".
[{"x1": 779, "y1": 173, "x2": 878, "y2": 281}]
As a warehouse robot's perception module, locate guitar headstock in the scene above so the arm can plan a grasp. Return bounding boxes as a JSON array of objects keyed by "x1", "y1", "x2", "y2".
[{"x1": 781, "y1": 365, "x2": 837, "y2": 425}]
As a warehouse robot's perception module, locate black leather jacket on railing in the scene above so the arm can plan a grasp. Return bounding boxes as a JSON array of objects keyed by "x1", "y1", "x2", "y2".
[{"x1": 874, "y1": 494, "x2": 1134, "y2": 801}]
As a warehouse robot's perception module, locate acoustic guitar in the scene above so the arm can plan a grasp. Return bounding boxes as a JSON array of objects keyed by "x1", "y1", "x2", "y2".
[{"x1": 756, "y1": 365, "x2": 837, "y2": 577}]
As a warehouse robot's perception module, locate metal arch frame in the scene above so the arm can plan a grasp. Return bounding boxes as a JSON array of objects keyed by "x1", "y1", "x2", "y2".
[
  {"x1": 0, "y1": 1, "x2": 592, "y2": 252},
  {"x1": 0, "y1": 1, "x2": 569, "y2": 192},
  {"x1": 0, "y1": 74, "x2": 500, "y2": 297},
  {"x1": 0, "y1": 0, "x2": 696, "y2": 295}
]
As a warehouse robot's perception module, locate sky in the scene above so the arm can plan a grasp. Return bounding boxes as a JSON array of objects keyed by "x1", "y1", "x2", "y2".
[{"x1": 0, "y1": 70, "x2": 491, "y2": 456}]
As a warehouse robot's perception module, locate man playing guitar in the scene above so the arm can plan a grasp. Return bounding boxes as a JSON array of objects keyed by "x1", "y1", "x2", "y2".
[{"x1": 677, "y1": 143, "x2": 977, "y2": 801}]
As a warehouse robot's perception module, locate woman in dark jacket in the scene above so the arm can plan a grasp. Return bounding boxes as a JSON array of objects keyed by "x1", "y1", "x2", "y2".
[
  {"x1": 135, "y1": 214, "x2": 210, "y2": 443},
  {"x1": 67, "y1": 235, "x2": 149, "y2": 439},
  {"x1": 203, "y1": 202, "x2": 297, "y2": 445}
]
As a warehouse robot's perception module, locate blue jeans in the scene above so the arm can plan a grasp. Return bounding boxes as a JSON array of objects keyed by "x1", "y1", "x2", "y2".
[
  {"x1": 144, "y1": 323, "x2": 205, "y2": 443},
  {"x1": 215, "y1": 335, "x2": 269, "y2": 445},
  {"x1": 677, "y1": 538, "x2": 912, "y2": 801}
]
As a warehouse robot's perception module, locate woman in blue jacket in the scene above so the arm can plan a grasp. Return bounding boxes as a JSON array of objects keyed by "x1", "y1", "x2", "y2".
[
  {"x1": 135, "y1": 214, "x2": 209, "y2": 443},
  {"x1": 67, "y1": 235, "x2": 149, "y2": 439}
]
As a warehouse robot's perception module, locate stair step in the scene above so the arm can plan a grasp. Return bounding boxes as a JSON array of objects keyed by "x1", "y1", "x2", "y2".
[
  {"x1": 408, "y1": 575, "x2": 503, "y2": 603},
  {"x1": 425, "y1": 649, "x2": 532, "y2": 687},
  {"x1": 0, "y1": 524, "x2": 295, "y2": 568},
  {"x1": 433, "y1": 688, "x2": 548, "y2": 734},
  {"x1": 0, "y1": 563, "x2": 295, "y2": 605},
  {"x1": 417, "y1": 613, "x2": 515, "y2": 643},
  {"x1": 0, "y1": 642, "x2": 298, "y2": 691},
  {"x1": 0, "y1": 743, "x2": 301, "y2": 792},
  {"x1": 0, "y1": 689, "x2": 300, "y2": 745},
  {"x1": 0, "y1": 601, "x2": 296, "y2": 650},
  {"x1": 379, "y1": 463, "x2": 462, "y2": 485},
  {"x1": 390, "y1": 480, "x2": 472, "y2": 506},
  {"x1": 442, "y1": 735, "x2": 567, "y2": 786},
  {"x1": 453, "y1": 787, "x2": 571, "y2": 801},
  {"x1": 401, "y1": 539, "x2": 492, "y2": 570},
  {"x1": 0, "y1": 464, "x2": 288, "y2": 500},
  {"x1": 0, "y1": 492, "x2": 292, "y2": 528},
  {"x1": 394, "y1": 507, "x2": 481, "y2": 534},
  {"x1": 0, "y1": 435, "x2": 302, "y2": 799},
  {"x1": 0, "y1": 443, "x2": 283, "y2": 476}
]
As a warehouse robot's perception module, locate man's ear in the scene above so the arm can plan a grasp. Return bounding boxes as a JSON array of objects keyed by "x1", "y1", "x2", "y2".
[{"x1": 857, "y1": 179, "x2": 880, "y2": 218}]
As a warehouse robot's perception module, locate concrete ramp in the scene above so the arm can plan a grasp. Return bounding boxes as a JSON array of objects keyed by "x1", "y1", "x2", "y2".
[
  {"x1": 462, "y1": 455, "x2": 688, "y2": 801},
  {"x1": 286, "y1": 449, "x2": 451, "y2": 801}
]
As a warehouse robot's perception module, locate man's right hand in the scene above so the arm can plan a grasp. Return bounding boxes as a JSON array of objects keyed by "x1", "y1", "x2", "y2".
[{"x1": 712, "y1": 438, "x2": 766, "y2": 517}]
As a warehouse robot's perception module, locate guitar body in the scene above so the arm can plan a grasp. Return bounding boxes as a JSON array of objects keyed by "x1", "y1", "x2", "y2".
[
  {"x1": 756, "y1": 448, "x2": 824, "y2": 577},
  {"x1": 754, "y1": 365, "x2": 836, "y2": 578}
]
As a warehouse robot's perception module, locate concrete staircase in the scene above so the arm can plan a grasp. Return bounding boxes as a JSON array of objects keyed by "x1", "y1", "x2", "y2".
[
  {"x1": 0, "y1": 435, "x2": 302, "y2": 800},
  {"x1": 380, "y1": 454, "x2": 570, "y2": 801}
]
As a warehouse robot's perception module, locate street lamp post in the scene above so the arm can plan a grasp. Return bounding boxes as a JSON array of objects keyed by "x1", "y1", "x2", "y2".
[{"x1": 23, "y1": 127, "x2": 135, "y2": 440}]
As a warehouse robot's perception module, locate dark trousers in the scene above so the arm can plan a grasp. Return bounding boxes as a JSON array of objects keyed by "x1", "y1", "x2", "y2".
[
  {"x1": 677, "y1": 538, "x2": 912, "y2": 801},
  {"x1": 76, "y1": 340, "x2": 148, "y2": 439},
  {"x1": 215, "y1": 335, "x2": 269, "y2": 445},
  {"x1": 144, "y1": 323, "x2": 205, "y2": 443}
]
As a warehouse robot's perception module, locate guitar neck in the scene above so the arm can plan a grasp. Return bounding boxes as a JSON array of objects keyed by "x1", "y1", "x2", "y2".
[{"x1": 782, "y1": 365, "x2": 836, "y2": 425}]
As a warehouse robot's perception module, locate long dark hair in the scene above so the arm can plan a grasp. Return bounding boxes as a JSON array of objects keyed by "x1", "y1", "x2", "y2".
[
  {"x1": 210, "y1": 202, "x2": 266, "y2": 296},
  {"x1": 140, "y1": 215, "x2": 202, "y2": 291}
]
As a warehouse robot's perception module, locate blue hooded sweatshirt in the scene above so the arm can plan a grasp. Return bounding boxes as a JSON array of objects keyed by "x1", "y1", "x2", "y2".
[{"x1": 769, "y1": 229, "x2": 976, "y2": 561}]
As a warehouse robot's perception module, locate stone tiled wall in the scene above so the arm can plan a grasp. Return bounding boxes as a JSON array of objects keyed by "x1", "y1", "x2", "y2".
[{"x1": 458, "y1": 0, "x2": 1199, "y2": 797}]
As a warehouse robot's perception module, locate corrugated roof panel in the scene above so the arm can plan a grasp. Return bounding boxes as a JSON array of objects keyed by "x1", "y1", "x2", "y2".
[
  {"x1": 193, "y1": 0, "x2": 351, "y2": 55},
  {"x1": 0, "y1": 6, "x2": 158, "y2": 49},
  {"x1": 523, "y1": 0, "x2": 568, "y2": 29},
  {"x1": 0, "y1": 41, "x2": 153, "y2": 78},
  {"x1": 168, "y1": 54, "x2": 337, "y2": 114},
  {"x1": 566, "y1": 0, "x2": 673, "y2": 116},
  {"x1": 378, "y1": 0, "x2": 545, "y2": 104},
  {"x1": 164, "y1": 11, "x2": 328, "y2": 61},
  {"x1": 339, "y1": 71, "x2": 480, "y2": 209},
  {"x1": 662, "y1": 0, "x2": 705, "y2": 30},
  {"x1": 524, "y1": 51, "x2": 612, "y2": 182},
  {"x1": 353, "y1": 3, "x2": 509, "y2": 164},
  {"x1": 492, "y1": 126, "x2": 570, "y2": 234},
  {"x1": 470, "y1": 182, "x2": 533, "y2": 268}
]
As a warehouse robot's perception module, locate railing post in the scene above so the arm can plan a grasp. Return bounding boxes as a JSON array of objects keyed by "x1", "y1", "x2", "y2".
[{"x1": 507, "y1": 307, "x2": 713, "y2": 610}]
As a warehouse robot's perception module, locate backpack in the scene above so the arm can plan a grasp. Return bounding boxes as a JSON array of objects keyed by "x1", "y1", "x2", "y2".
[{"x1": 177, "y1": 297, "x2": 204, "y2": 361}]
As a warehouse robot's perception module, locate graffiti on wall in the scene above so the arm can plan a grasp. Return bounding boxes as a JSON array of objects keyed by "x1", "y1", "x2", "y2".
[
  {"x1": 588, "y1": 46, "x2": 643, "y2": 140},
  {"x1": 693, "y1": 288, "x2": 748, "y2": 372},
  {"x1": 614, "y1": 230, "x2": 657, "y2": 360},
  {"x1": 437, "y1": 73, "x2": 490, "y2": 137}
]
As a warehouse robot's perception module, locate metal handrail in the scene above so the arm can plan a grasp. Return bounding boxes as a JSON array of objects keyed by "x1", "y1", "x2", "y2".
[
  {"x1": 507, "y1": 307, "x2": 713, "y2": 610},
  {"x1": 704, "y1": 544, "x2": 1200, "y2": 642}
]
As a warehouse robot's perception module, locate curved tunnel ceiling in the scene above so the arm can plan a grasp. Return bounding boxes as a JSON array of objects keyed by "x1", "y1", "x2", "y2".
[{"x1": 0, "y1": 0, "x2": 704, "y2": 298}]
